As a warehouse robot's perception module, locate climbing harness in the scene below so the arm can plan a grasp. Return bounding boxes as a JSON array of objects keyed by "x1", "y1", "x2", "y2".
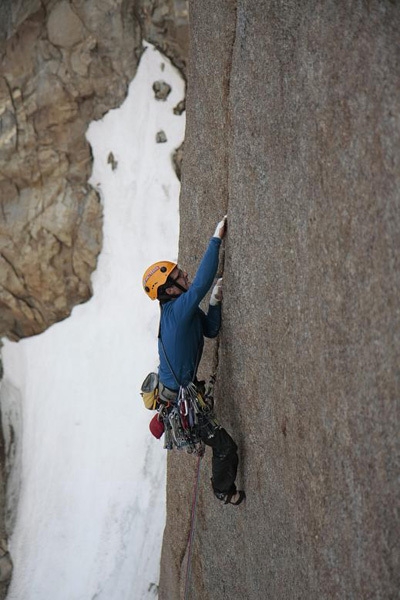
[{"x1": 159, "y1": 381, "x2": 219, "y2": 454}]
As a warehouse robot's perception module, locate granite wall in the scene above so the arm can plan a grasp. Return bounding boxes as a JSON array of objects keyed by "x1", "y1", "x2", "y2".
[{"x1": 159, "y1": 2, "x2": 400, "y2": 598}]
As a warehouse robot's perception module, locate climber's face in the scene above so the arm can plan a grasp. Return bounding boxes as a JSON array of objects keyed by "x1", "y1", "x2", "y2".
[{"x1": 166, "y1": 266, "x2": 190, "y2": 295}]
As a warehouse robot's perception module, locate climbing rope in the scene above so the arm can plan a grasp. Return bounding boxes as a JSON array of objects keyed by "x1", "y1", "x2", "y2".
[
  {"x1": 183, "y1": 455, "x2": 202, "y2": 600},
  {"x1": 183, "y1": 245, "x2": 226, "y2": 598}
]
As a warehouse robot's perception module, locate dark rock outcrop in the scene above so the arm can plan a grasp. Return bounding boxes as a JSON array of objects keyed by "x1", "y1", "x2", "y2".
[
  {"x1": 0, "y1": 0, "x2": 138, "y2": 340},
  {"x1": 0, "y1": 0, "x2": 188, "y2": 341},
  {"x1": 159, "y1": 2, "x2": 400, "y2": 599}
]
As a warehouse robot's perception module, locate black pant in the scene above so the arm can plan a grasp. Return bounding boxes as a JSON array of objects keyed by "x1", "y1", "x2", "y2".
[{"x1": 200, "y1": 427, "x2": 239, "y2": 498}]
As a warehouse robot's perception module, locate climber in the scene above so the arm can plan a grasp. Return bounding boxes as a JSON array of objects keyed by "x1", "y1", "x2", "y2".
[{"x1": 142, "y1": 216, "x2": 245, "y2": 506}]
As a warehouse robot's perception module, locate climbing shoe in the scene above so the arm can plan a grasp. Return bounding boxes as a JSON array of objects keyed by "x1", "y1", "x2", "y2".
[{"x1": 224, "y1": 490, "x2": 246, "y2": 506}]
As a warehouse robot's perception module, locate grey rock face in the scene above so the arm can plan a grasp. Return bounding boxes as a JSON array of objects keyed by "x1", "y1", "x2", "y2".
[
  {"x1": 159, "y1": 1, "x2": 400, "y2": 599},
  {"x1": 172, "y1": 142, "x2": 184, "y2": 180}
]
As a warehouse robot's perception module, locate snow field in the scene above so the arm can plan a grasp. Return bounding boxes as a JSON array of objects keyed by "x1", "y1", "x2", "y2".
[{"x1": 0, "y1": 43, "x2": 185, "y2": 600}]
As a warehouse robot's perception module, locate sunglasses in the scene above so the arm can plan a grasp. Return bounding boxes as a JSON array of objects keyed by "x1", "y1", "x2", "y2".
[{"x1": 168, "y1": 268, "x2": 185, "y2": 284}]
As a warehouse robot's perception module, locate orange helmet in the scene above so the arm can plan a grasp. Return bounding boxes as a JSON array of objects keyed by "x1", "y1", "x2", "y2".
[{"x1": 142, "y1": 261, "x2": 177, "y2": 300}]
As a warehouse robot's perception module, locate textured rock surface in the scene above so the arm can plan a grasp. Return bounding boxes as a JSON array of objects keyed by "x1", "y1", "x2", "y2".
[
  {"x1": 159, "y1": 1, "x2": 400, "y2": 599},
  {"x1": 0, "y1": 0, "x2": 137, "y2": 339},
  {"x1": 0, "y1": 0, "x2": 188, "y2": 340},
  {"x1": 137, "y1": 0, "x2": 188, "y2": 75}
]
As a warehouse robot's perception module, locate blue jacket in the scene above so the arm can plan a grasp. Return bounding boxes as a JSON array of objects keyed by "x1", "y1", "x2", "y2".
[{"x1": 158, "y1": 237, "x2": 222, "y2": 390}]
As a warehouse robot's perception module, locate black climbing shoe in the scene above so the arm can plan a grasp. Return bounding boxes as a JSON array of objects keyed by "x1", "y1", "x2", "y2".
[{"x1": 224, "y1": 490, "x2": 246, "y2": 506}]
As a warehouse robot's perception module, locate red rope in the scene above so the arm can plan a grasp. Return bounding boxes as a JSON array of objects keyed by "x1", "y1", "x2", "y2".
[{"x1": 184, "y1": 455, "x2": 202, "y2": 600}]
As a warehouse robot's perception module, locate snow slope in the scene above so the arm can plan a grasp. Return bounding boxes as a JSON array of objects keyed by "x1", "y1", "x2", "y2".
[{"x1": 0, "y1": 43, "x2": 185, "y2": 600}]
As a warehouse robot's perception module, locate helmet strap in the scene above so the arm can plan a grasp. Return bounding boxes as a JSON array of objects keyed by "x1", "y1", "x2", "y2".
[
  {"x1": 172, "y1": 281, "x2": 188, "y2": 294},
  {"x1": 166, "y1": 276, "x2": 188, "y2": 295},
  {"x1": 158, "y1": 281, "x2": 187, "y2": 303}
]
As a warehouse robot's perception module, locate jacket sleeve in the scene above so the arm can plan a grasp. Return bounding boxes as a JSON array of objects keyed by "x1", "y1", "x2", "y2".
[
  {"x1": 201, "y1": 304, "x2": 221, "y2": 338},
  {"x1": 171, "y1": 237, "x2": 221, "y2": 321}
]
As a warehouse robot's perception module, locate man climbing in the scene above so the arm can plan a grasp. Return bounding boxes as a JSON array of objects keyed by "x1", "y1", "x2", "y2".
[{"x1": 142, "y1": 216, "x2": 245, "y2": 506}]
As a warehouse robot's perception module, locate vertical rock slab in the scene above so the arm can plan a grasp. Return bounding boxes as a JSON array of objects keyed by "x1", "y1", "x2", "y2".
[
  {"x1": 160, "y1": 1, "x2": 400, "y2": 599},
  {"x1": 159, "y1": 3, "x2": 237, "y2": 598}
]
